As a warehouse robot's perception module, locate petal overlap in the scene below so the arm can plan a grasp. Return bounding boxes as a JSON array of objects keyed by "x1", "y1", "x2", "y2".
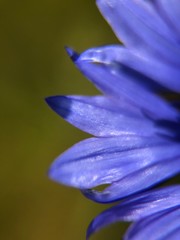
[
  {"x1": 83, "y1": 156, "x2": 180, "y2": 202},
  {"x1": 67, "y1": 48, "x2": 179, "y2": 121},
  {"x1": 48, "y1": 135, "x2": 180, "y2": 197},
  {"x1": 157, "y1": 0, "x2": 180, "y2": 35},
  {"x1": 87, "y1": 185, "x2": 180, "y2": 239},
  {"x1": 80, "y1": 45, "x2": 180, "y2": 92},
  {"x1": 96, "y1": 0, "x2": 180, "y2": 66},
  {"x1": 125, "y1": 207, "x2": 180, "y2": 240},
  {"x1": 47, "y1": 1, "x2": 180, "y2": 239}
]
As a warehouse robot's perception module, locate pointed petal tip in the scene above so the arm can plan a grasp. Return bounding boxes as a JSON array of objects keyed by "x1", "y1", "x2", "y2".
[
  {"x1": 45, "y1": 96, "x2": 53, "y2": 105},
  {"x1": 45, "y1": 96, "x2": 70, "y2": 119},
  {"x1": 65, "y1": 46, "x2": 79, "y2": 61},
  {"x1": 45, "y1": 96, "x2": 58, "y2": 111}
]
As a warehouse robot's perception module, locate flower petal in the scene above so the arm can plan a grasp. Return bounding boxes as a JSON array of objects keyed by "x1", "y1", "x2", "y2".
[
  {"x1": 66, "y1": 48, "x2": 179, "y2": 122},
  {"x1": 81, "y1": 45, "x2": 180, "y2": 92},
  {"x1": 46, "y1": 95, "x2": 165, "y2": 137},
  {"x1": 83, "y1": 155, "x2": 180, "y2": 202},
  {"x1": 86, "y1": 185, "x2": 180, "y2": 239},
  {"x1": 157, "y1": 0, "x2": 180, "y2": 35},
  {"x1": 163, "y1": 228, "x2": 180, "y2": 240},
  {"x1": 48, "y1": 135, "x2": 180, "y2": 191},
  {"x1": 96, "y1": 0, "x2": 180, "y2": 66},
  {"x1": 125, "y1": 207, "x2": 180, "y2": 240}
]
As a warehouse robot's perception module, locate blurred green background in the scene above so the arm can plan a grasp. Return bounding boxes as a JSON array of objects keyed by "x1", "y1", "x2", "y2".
[{"x1": 0, "y1": 0, "x2": 127, "y2": 239}]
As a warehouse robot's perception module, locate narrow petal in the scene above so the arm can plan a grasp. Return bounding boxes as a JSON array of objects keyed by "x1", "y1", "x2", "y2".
[
  {"x1": 86, "y1": 186, "x2": 180, "y2": 239},
  {"x1": 81, "y1": 45, "x2": 180, "y2": 92},
  {"x1": 46, "y1": 95, "x2": 164, "y2": 137},
  {"x1": 68, "y1": 48, "x2": 179, "y2": 121},
  {"x1": 83, "y1": 156, "x2": 180, "y2": 202},
  {"x1": 125, "y1": 207, "x2": 180, "y2": 240},
  {"x1": 96, "y1": 0, "x2": 180, "y2": 66},
  {"x1": 157, "y1": 0, "x2": 180, "y2": 35},
  {"x1": 48, "y1": 134, "x2": 180, "y2": 190}
]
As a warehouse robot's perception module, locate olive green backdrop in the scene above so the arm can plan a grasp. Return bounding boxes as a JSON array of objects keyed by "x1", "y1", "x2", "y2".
[{"x1": 0, "y1": 0, "x2": 127, "y2": 239}]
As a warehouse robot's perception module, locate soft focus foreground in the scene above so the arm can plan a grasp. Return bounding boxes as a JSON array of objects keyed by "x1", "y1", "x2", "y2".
[{"x1": 0, "y1": 1, "x2": 125, "y2": 239}]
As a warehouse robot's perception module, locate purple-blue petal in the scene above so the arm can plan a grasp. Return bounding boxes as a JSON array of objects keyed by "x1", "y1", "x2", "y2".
[
  {"x1": 163, "y1": 228, "x2": 180, "y2": 240},
  {"x1": 96, "y1": 0, "x2": 180, "y2": 66},
  {"x1": 67, "y1": 48, "x2": 179, "y2": 122},
  {"x1": 47, "y1": 1, "x2": 180, "y2": 239},
  {"x1": 125, "y1": 207, "x2": 180, "y2": 240},
  {"x1": 83, "y1": 156, "x2": 180, "y2": 202},
  {"x1": 86, "y1": 185, "x2": 180, "y2": 239},
  {"x1": 46, "y1": 95, "x2": 170, "y2": 137},
  {"x1": 157, "y1": 0, "x2": 180, "y2": 36},
  {"x1": 81, "y1": 45, "x2": 180, "y2": 92},
  {"x1": 48, "y1": 134, "x2": 180, "y2": 191}
]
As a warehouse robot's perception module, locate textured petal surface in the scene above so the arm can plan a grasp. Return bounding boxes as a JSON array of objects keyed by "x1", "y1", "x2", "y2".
[
  {"x1": 46, "y1": 95, "x2": 177, "y2": 137},
  {"x1": 96, "y1": 0, "x2": 180, "y2": 66},
  {"x1": 67, "y1": 48, "x2": 179, "y2": 122},
  {"x1": 125, "y1": 207, "x2": 180, "y2": 240},
  {"x1": 81, "y1": 45, "x2": 180, "y2": 92},
  {"x1": 48, "y1": 134, "x2": 180, "y2": 191},
  {"x1": 47, "y1": 1, "x2": 180, "y2": 239},
  {"x1": 83, "y1": 156, "x2": 180, "y2": 202},
  {"x1": 86, "y1": 185, "x2": 180, "y2": 239}
]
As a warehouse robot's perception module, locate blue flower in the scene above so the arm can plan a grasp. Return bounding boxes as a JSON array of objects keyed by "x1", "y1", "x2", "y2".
[
  {"x1": 46, "y1": 0, "x2": 180, "y2": 239},
  {"x1": 46, "y1": 0, "x2": 180, "y2": 202},
  {"x1": 87, "y1": 185, "x2": 180, "y2": 239}
]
